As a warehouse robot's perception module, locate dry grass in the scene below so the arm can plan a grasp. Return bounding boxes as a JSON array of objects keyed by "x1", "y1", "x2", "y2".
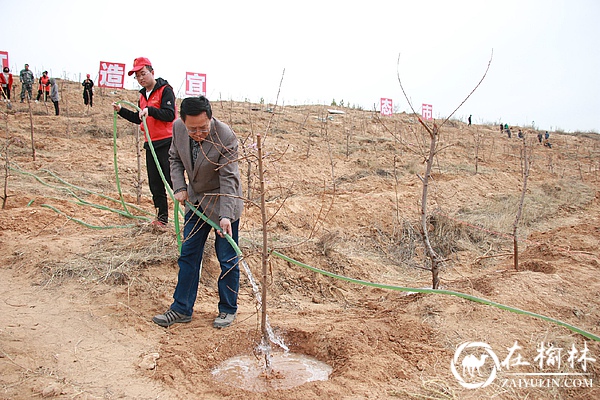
[
  {"x1": 36, "y1": 228, "x2": 179, "y2": 287},
  {"x1": 455, "y1": 179, "x2": 595, "y2": 239},
  {"x1": 429, "y1": 212, "x2": 495, "y2": 257},
  {"x1": 389, "y1": 378, "x2": 457, "y2": 399}
]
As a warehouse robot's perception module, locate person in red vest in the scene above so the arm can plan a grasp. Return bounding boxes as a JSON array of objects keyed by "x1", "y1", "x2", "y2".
[
  {"x1": 0, "y1": 66, "x2": 14, "y2": 101},
  {"x1": 112, "y1": 57, "x2": 175, "y2": 227},
  {"x1": 36, "y1": 71, "x2": 50, "y2": 102}
]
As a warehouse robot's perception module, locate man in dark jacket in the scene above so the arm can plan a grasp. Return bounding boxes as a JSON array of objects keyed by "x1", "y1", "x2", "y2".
[
  {"x1": 82, "y1": 74, "x2": 94, "y2": 107},
  {"x1": 112, "y1": 57, "x2": 175, "y2": 227}
]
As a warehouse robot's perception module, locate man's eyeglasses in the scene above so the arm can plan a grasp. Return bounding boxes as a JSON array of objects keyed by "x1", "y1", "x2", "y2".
[{"x1": 187, "y1": 127, "x2": 210, "y2": 134}]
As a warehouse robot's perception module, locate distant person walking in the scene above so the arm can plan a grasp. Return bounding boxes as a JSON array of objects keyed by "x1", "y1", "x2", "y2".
[
  {"x1": 0, "y1": 66, "x2": 13, "y2": 101},
  {"x1": 537, "y1": 132, "x2": 543, "y2": 143},
  {"x1": 543, "y1": 131, "x2": 552, "y2": 148},
  {"x1": 49, "y1": 78, "x2": 59, "y2": 115},
  {"x1": 19, "y1": 64, "x2": 34, "y2": 102},
  {"x1": 468, "y1": 115, "x2": 472, "y2": 126},
  {"x1": 112, "y1": 57, "x2": 175, "y2": 227},
  {"x1": 82, "y1": 74, "x2": 94, "y2": 107},
  {"x1": 36, "y1": 71, "x2": 50, "y2": 102},
  {"x1": 500, "y1": 123, "x2": 503, "y2": 133}
]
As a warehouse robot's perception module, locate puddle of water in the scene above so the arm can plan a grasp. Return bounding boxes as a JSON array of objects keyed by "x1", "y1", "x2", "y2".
[{"x1": 212, "y1": 352, "x2": 332, "y2": 392}]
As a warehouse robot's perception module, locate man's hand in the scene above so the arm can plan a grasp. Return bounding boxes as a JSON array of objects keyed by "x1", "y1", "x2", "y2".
[
  {"x1": 112, "y1": 102, "x2": 121, "y2": 112},
  {"x1": 174, "y1": 190, "x2": 188, "y2": 205},
  {"x1": 139, "y1": 107, "x2": 149, "y2": 120},
  {"x1": 218, "y1": 218, "x2": 232, "y2": 238}
]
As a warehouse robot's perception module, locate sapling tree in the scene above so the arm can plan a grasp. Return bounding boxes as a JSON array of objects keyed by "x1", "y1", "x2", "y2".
[
  {"x1": 2, "y1": 109, "x2": 10, "y2": 209},
  {"x1": 473, "y1": 127, "x2": 483, "y2": 174},
  {"x1": 246, "y1": 69, "x2": 291, "y2": 373},
  {"x1": 59, "y1": 77, "x2": 71, "y2": 136},
  {"x1": 27, "y1": 96, "x2": 36, "y2": 161},
  {"x1": 512, "y1": 133, "x2": 532, "y2": 270},
  {"x1": 241, "y1": 69, "x2": 335, "y2": 374},
  {"x1": 395, "y1": 51, "x2": 493, "y2": 288},
  {"x1": 134, "y1": 125, "x2": 142, "y2": 204},
  {"x1": 1, "y1": 149, "x2": 7, "y2": 209}
]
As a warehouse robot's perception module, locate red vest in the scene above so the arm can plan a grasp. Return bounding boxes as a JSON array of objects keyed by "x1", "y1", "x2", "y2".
[
  {"x1": 0, "y1": 73, "x2": 13, "y2": 87},
  {"x1": 39, "y1": 75, "x2": 50, "y2": 92},
  {"x1": 139, "y1": 85, "x2": 174, "y2": 142}
]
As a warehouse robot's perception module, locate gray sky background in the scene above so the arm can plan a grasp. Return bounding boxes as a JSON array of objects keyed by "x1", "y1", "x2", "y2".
[{"x1": 2, "y1": 0, "x2": 598, "y2": 132}]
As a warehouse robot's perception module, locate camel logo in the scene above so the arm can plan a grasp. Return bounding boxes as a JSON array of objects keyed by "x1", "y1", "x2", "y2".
[{"x1": 451, "y1": 342, "x2": 501, "y2": 389}]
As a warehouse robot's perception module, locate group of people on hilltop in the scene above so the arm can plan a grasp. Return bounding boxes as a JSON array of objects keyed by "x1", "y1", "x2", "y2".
[
  {"x1": 538, "y1": 131, "x2": 552, "y2": 148},
  {"x1": 0, "y1": 64, "x2": 95, "y2": 115},
  {"x1": 500, "y1": 122, "x2": 552, "y2": 147},
  {"x1": 112, "y1": 57, "x2": 243, "y2": 331},
  {"x1": 0, "y1": 64, "x2": 60, "y2": 114},
  {"x1": 16, "y1": 64, "x2": 60, "y2": 115}
]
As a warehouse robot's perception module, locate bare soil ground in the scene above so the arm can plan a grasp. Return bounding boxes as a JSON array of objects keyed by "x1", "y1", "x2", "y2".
[{"x1": 1, "y1": 80, "x2": 599, "y2": 399}]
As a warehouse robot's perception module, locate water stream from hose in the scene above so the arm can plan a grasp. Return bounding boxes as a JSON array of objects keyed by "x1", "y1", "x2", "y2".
[{"x1": 240, "y1": 260, "x2": 289, "y2": 360}]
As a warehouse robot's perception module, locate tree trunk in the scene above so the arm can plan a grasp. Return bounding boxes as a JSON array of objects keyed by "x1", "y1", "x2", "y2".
[
  {"x1": 420, "y1": 123, "x2": 441, "y2": 289},
  {"x1": 513, "y1": 136, "x2": 531, "y2": 270}
]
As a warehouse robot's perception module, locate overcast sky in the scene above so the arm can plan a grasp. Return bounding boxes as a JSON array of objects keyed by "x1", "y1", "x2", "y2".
[{"x1": 2, "y1": 0, "x2": 598, "y2": 133}]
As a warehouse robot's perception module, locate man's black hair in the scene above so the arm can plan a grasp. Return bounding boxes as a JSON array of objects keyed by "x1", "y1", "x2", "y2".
[{"x1": 180, "y1": 95, "x2": 212, "y2": 121}]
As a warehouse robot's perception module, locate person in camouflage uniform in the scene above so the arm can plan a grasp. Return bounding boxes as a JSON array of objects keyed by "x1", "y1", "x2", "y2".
[{"x1": 19, "y1": 64, "x2": 34, "y2": 102}]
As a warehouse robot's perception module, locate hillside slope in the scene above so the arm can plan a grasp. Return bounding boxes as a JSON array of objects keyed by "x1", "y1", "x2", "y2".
[{"x1": 0, "y1": 80, "x2": 599, "y2": 399}]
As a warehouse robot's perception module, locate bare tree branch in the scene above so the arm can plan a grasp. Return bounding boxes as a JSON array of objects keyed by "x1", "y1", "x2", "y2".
[{"x1": 440, "y1": 49, "x2": 494, "y2": 129}]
